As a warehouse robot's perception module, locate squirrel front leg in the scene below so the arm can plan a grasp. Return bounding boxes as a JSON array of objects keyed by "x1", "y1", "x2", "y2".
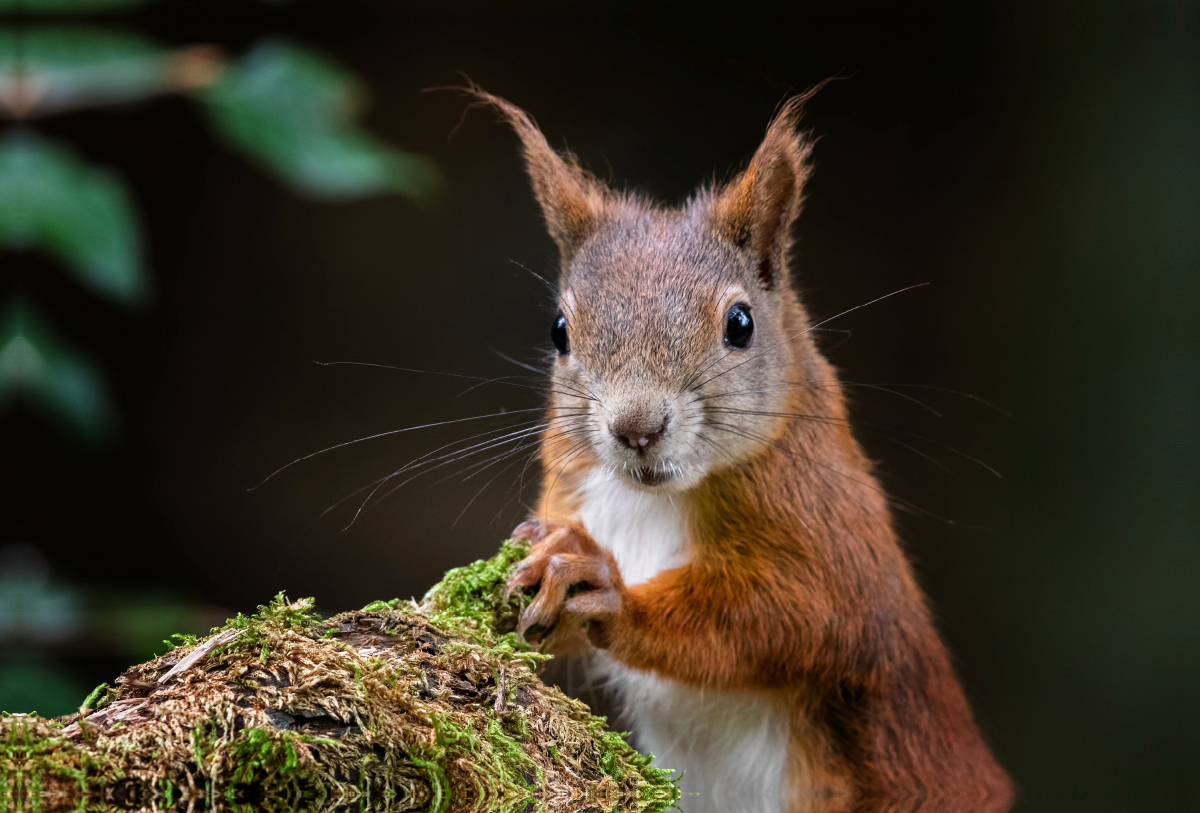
[
  {"x1": 508, "y1": 520, "x2": 887, "y2": 691},
  {"x1": 609, "y1": 562, "x2": 837, "y2": 690},
  {"x1": 506, "y1": 519, "x2": 626, "y2": 654}
]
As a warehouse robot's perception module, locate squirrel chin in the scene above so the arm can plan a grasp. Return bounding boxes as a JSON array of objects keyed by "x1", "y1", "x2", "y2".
[
  {"x1": 617, "y1": 461, "x2": 704, "y2": 493},
  {"x1": 631, "y1": 466, "x2": 672, "y2": 488}
]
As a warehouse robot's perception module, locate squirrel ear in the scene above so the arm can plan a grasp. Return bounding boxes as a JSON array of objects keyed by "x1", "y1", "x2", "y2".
[
  {"x1": 463, "y1": 87, "x2": 605, "y2": 265},
  {"x1": 711, "y1": 96, "x2": 813, "y2": 290}
]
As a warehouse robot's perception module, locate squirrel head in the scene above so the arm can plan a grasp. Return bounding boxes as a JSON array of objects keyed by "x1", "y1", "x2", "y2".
[{"x1": 472, "y1": 88, "x2": 821, "y2": 492}]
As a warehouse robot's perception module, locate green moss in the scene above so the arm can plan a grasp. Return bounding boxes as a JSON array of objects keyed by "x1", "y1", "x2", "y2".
[
  {"x1": 210, "y1": 592, "x2": 323, "y2": 662},
  {"x1": 78, "y1": 684, "x2": 107, "y2": 714},
  {"x1": 422, "y1": 539, "x2": 550, "y2": 675},
  {"x1": 423, "y1": 541, "x2": 677, "y2": 809},
  {"x1": 483, "y1": 715, "x2": 541, "y2": 788},
  {"x1": 408, "y1": 754, "x2": 449, "y2": 813},
  {"x1": 0, "y1": 540, "x2": 680, "y2": 813},
  {"x1": 360, "y1": 598, "x2": 406, "y2": 612},
  {"x1": 422, "y1": 538, "x2": 530, "y2": 629},
  {"x1": 163, "y1": 631, "x2": 199, "y2": 652},
  {"x1": 226, "y1": 728, "x2": 301, "y2": 784}
]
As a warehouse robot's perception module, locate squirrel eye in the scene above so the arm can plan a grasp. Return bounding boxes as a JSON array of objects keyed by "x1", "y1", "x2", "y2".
[
  {"x1": 551, "y1": 312, "x2": 570, "y2": 355},
  {"x1": 724, "y1": 303, "x2": 754, "y2": 349}
]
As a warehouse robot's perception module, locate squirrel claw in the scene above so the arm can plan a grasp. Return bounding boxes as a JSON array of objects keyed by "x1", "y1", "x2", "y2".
[
  {"x1": 511, "y1": 539, "x2": 625, "y2": 653},
  {"x1": 511, "y1": 518, "x2": 551, "y2": 545},
  {"x1": 504, "y1": 563, "x2": 539, "y2": 600}
]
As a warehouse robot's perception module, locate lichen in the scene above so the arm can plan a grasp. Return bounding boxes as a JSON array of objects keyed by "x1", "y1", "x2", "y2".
[{"x1": 0, "y1": 540, "x2": 680, "y2": 813}]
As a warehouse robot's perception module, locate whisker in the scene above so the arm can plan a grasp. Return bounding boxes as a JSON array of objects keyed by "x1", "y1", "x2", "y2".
[
  {"x1": 390, "y1": 416, "x2": 590, "y2": 485},
  {"x1": 370, "y1": 419, "x2": 592, "y2": 503},
  {"x1": 491, "y1": 348, "x2": 603, "y2": 405},
  {"x1": 358, "y1": 411, "x2": 588, "y2": 488},
  {"x1": 338, "y1": 415, "x2": 593, "y2": 528},
  {"x1": 506, "y1": 258, "x2": 556, "y2": 294},
  {"x1": 250, "y1": 406, "x2": 553, "y2": 490},
  {"x1": 542, "y1": 439, "x2": 593, "y2": 508},
  {"x1": 491, "y1": 348, "x2": 548, "y2": 376},
  {"x1": 679, "y1": 329, "x2": 733, "y2": 395},
  {"x1": 836, "y1": 381, "x2": 943, "y2": 417},
  {"x1": 704, "y1": 421, "x2": 964, "y2": 526},
  {"x1": 492, "y1": 423, "x2": 590, "y2": 519},
  {"x1": 698, "y1": 378, "x2": 946, "y2": 418},
  {"x1": 544, "y1": 382, "x2": 601, "y2": 407},
  {"x1": 517, "y1": 423, "x2": 597, "y2": 485},
  {"x1": 335, "y1": 424, "x2": 558, "y2": 527},
  {"x1": 453, "y1": 374, "x2": 596, "y2": 403},
  {"x1": 449, "y1": 428, "x2": 595, "y2": 528},
  {"x1": 447, "y1": 425, "x2": 596, "y2": 483},
  {"x1": 452, "y1": 456, "x2": 527, "y2": 528},
  {"x1": 696, "y1": 407, "x2": 1000, "y2": 478},
  {"x1": 691, "y1": 283, "x2": 930, "y2": 392},
  {"x1": 677, "y1": 279, "x2": 742, "y2": 392},
  {"x1": 314, "y1": 359, "x2": 594, "y2": 401},
  {"x1": 313, "y1": 416, "x2": 561, "y2": 518},
  {"x1": 453, "y1": 373, "x2": 530, "y2": 398},
  {"x1": 694, "y1": 431, "x2": 739, "y2": 466},
  {"x1": 859, "y1": 383, "x2": 1012, "y2": 417},
  {"x1": 411, "y1": 418, "x2": 588, "y2": 479},
  {"x1": 481, "y1": 351, "x2": 602, "y2": 404}
]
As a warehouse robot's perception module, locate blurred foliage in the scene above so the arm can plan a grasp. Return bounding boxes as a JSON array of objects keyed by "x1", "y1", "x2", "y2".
[
  {"x1": 0, "y1": 130, "x2": 145, "y2": 303},
  {"x1": 0, "y1": 542, "x2": 86, "y2": 717},
  {"x1": 0, "y1": 542, "x2": 227, "y2": 716},
  {"x1": 199, "y1": 40, "x2": 441, "y2": 199},
  {"x1": 0, "y1": 655, "x2": 86, "y2": 718},
  {"x1": 0, "y1": 12, "x2": 438, "y2": 440},
  {"x1": 0, "y1": 543, "x2": 80, "y2": 644},
  {"x1": 90, "y1": 596, "x2": 201, "y2": 659},
  {"x1": 0, "y1": 299, "x2": 114, "y2": 441},
  {"x1": 0, "y1": 27, "x2": 185, "y2": 117},
  {"x1": 0, "y1": 0, "x2": 438, "y2": 713}
]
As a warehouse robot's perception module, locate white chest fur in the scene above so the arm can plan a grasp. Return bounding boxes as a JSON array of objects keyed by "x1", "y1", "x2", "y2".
[
  {"x1": 578, "y1": 469, "x2": 689, "y2": 586},
  {"x1": 576, "y1": 469, "x2": 791, "y2": 813}
]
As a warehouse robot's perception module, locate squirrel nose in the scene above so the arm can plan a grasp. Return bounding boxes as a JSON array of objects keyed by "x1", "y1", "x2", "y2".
[{"x1": 610, "y1": 416, "x2": 668, "y2": 452}]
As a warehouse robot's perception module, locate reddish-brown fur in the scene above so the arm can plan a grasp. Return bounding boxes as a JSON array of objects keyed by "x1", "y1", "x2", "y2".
[{"x1": 466, "y1": 85, "x2": 1013, "y2": 810}]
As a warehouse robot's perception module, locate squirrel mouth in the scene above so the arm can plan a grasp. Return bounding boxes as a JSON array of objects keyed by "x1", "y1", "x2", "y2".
[{"x1": 632, "y1": 466, "x2": 672, "y2": 487}]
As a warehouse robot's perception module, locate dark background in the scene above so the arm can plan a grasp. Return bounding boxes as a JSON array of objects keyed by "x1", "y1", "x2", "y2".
[{"x1": 3, "y1": 2, "x2": 1198, "y2": 811}]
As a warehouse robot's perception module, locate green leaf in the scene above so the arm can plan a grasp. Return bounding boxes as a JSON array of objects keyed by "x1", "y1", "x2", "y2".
[
  {"x1": 0, "y1": 299, "x2": 115, "y2": 442},
  {"x1": 197, "y1": 40, "x2": 440, "y2": 200},
  {"x1": 0, "y1": 130, "x2": 146, "y2": 304},
  {"x1": 0, "y1": 26, "x2": 179, "y2": 117}
]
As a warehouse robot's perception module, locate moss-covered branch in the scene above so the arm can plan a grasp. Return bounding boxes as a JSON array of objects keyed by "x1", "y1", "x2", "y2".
[{"x1": 0, "y1": 540, "x2": 679, "y2": 813}]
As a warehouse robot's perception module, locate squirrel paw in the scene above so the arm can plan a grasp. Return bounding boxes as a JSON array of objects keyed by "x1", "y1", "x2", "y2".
[
  {"x1": 505, "y1": 520, "x2": 624, "y2": 650},
  {"x1": 510, "y1": 517, "x2": 554, "y2": 546}
]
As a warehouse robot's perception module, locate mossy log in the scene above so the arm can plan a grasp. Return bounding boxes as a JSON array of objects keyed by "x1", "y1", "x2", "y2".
[{"x1": 0, "y1": 541, "x2": 678, "y2": 813}]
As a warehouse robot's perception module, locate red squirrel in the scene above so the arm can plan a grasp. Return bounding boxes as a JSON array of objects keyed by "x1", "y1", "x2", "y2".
[{"x1": 467, "y1": 87, "x2": 1012, "y2": 812}]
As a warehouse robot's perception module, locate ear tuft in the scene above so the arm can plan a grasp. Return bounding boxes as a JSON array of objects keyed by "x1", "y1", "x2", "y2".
[
  {"x1": 453, "y1": 83, "x2": 606, "y2": 265},
  {"x1": 711, "y1": 93, "x2": 815, "y2": 290}
]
